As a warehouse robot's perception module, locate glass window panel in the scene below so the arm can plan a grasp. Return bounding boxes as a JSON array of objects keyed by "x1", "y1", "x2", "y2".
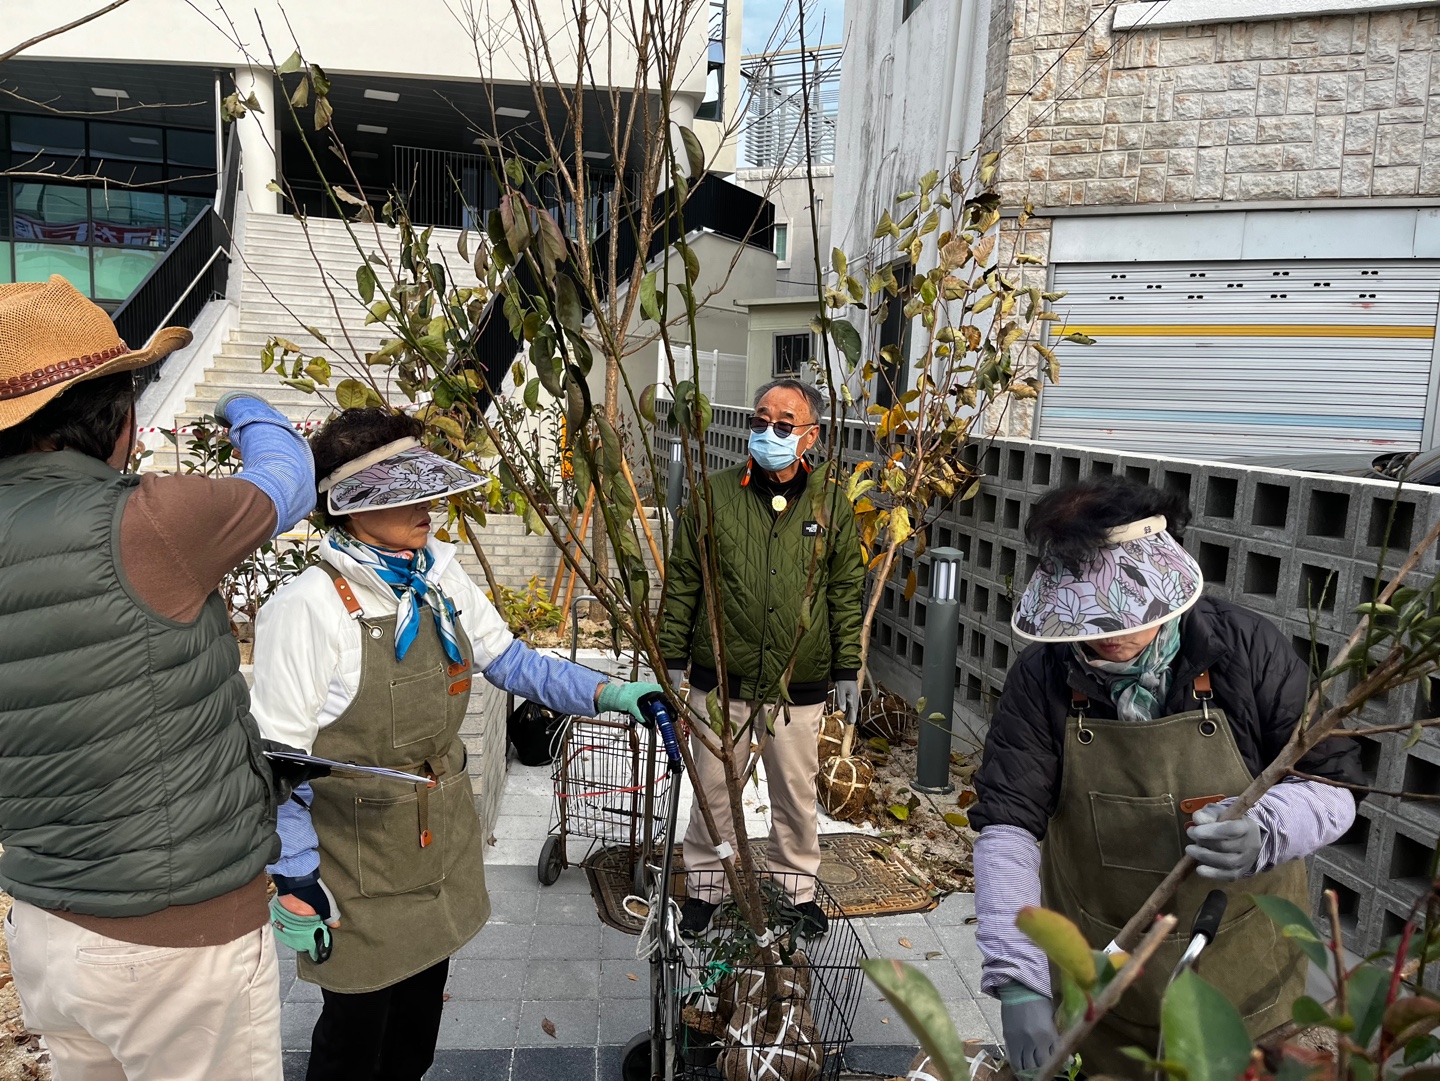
[
  {"x1": 167, "y1": 193, "x2": 212, "y2": 242},
  {"x1": 0, "y1": 179, "x2": 9, "y2": 239},
  {"x1": 774, "y1": 223, "x2": 788, "y2": 261},
  {"x1": 167, "y1": 128, "x2": 216, "y2": 168},
  {"x1": 90, "y1": 122, "x2": 164, "y2": 163},
  {"x1": 11, "y1": 183, "x2": 88, "y2": 242},
  {"x1": 93, "y1": 247, "x2": 162, "y2": 300},
  {"x1": 92, "y1": 185, "x2": 167, "y2": 248},
  {"x1": 166, "y1": 167, "x2": 214, "y2": 194},
  {"x1": 9, "y1": 116, "x2": 84, "y2": 156},
  {"x1": 15, "y1": 243, "x2": 91, "y2": 296},
  {"x1": 0, "y1": 241, "x2": 11, "y2": 283}
]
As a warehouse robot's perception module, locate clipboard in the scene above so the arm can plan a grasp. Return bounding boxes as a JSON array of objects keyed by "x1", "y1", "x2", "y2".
[{"x1": 264, "y1": 750, "x2": 434, "y2": 786}]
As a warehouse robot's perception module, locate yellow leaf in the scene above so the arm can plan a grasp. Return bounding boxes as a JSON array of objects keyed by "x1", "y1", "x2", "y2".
[
  {"x1": 899, "y1": 937, "x2": 913, "y2": 950},
  {"x1": 971, "y1": 234, "x2": 996, "y2": 266},
  {"x1": 1016, "y1": 907, "x2": 1096, "y2": 989}
]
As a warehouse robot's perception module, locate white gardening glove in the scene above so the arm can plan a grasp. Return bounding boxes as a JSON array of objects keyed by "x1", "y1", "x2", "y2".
[
  {"x1": 1186, "y1": 803, "x2": 1262, "y2": 880},
  {"x1": 834, "y1": 679, "x2": 860, "y2": 727}
]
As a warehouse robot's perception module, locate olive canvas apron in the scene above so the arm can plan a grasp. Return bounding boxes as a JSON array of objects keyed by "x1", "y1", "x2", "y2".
[
  {"x1": 297, "y1": 566, "x2": 491, "y2": 993},
  {"x1": 1039, "y1": 676, "x2": 1307, "y2": 1078}
]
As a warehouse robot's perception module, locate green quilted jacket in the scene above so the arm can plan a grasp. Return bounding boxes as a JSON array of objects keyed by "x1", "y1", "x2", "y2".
[{"x1": 659, "y1": 461, "x2": 865, "y2": 706}]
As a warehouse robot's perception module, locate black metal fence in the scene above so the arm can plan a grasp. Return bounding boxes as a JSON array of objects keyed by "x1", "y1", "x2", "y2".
[{"x1": 112, "y1": 128, "x2": 240, "y2": 391}]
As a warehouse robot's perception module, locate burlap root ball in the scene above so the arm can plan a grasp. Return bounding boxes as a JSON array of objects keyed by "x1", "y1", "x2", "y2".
[
  {"x1": 859, "y1": 690, "x2": 914, "y2": 742},
  {"x1": 718, "y1": 1001, "x2": 823, "y2": 1081},
  {"x1": 908, "y1": 1051, "x2": 944, "y2": 1081},
  {"x1": 816, "y1": 711, "x2": 846, "y2": 762},
  {"x1": 817, "y1": 753, "x2": 874, "y2": 821},
  {"x1": 718, "y1": 952, "x2": 811, "y2": 1024}
]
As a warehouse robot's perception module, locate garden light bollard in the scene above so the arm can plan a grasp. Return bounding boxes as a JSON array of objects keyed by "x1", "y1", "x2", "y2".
[
  {"x1": 914, "y1": 547, "x2": 963, "y2": 795},
  {"x1": 666, "y1": 441, "x2": 684, "y2": 524}
]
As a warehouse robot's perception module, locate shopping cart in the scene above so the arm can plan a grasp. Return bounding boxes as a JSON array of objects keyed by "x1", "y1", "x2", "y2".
[
  {"x1": 536, "y1": 596, "x2": 675, "y2": 892},
  {"x1": 621, "y1": 701, "x2": 867, "y2": 1081}
]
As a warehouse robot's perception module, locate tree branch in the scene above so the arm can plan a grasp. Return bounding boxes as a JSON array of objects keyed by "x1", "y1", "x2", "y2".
[{"x1": 0, "y1": 0, "x2": 135, "y2": 63}]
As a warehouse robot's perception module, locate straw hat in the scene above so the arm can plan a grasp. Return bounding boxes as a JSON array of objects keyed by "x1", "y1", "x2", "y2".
[
  {"x1": 1011, "y1": 515, "x2": 1204, "y2": 643},
  {"x1": 0, "y1": 276, "x2": 192, "y2": 430}
]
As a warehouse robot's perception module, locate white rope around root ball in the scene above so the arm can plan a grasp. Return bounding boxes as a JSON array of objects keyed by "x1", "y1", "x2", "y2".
[{"x1": 718, "y1": 1001, "x2": 823, "y2": 1081}]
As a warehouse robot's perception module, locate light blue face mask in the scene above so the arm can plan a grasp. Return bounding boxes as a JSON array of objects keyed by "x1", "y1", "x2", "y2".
[{"x1": 749, "y1": 427, "x2": 801, "y2": 471}]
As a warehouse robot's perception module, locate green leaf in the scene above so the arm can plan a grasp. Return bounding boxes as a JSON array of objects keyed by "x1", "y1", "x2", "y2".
[
  {"x1": 313, "y1": 93, "x2": 333, "y2": 131},
  {"x1": 564, "y1": 369, "x2": 590, "y2": 434},
  {"x1": 304, "y1": 356, "x2": 332, "y2": 384},
  {"x1": 555, "y1": 275, "x2": 583, "y2": 334},
  {"x1": 536, "y1": 210, "x2": 568, "y2": 282},
  {"x1": 860, "y1": 960, "x2": 969, "y2": 1081},
  {"x1": 943, "y1": 812, "x2": 969, "y2": 828},
  {"x1": 1385, "y1": 996, "x2": 1440, "y2": 1049},
  {"x1": 888, "y1": 803, "x2": 910, "y2": 822},
  {"x1": 1252, "y1": 895, "x2": 1329, "y2": 969},
  {"x1": 277, "y1": 50, "x2": 304, "y2": 75},
  {"x1": 310, "y1": 64, "x2": 330, "y2": 96},
  {"x1": 705, "y1": 689, "x2": 725, "y2": 734},
  {"x1": 679, "y1": 240, "x2": 700, "y2": 286},
  {"x1": 639, "y1": 384, "x2": 658, "y2": 424},
  {"x1": 356, "y1": 264, "x2": 377, "y2": 305},
  {"x1": 678, "y1": 126, "x2": 705, "y2": 178},
  {"x1": 335, "y1": 378, "x2": 377, "y2": 410},
  {"x1": 523, "y1": 377, "x2": 541, "y2": 411},
  {"x1": 289, "y1": 77, "x2": 309, "y2": 109},
  {"x1": 639, "y1": 271, "x2": 663, "y2": 323},
  {"x1": 1404, "y1": 1035, "x2": 1440, "y2": 1066},
  {"x1": 365, "y1": 300, "x2": 392, "y2": 326},
  {"x1": 280, "y1": 377, "x2": 316, "y2": 393},
  {"x1": 1348, "y1": 962, "x2": 1389, "y2": 1047},
  {"x1": 1291, "y1": 995, "x2": 1330, "y2": 1027},
  {"x1": 831, "y1": 247, "x2": 847, "y2": 279},
  {"x1": 1016, "y1": 908, "x2": 1096, "y2": 989},
  {"x1": 504, "y1": 156, "x2": 526, "y2": 188},
  {"x1": 1062, "y1": 331, "x2": 1096, "y2": 345},
  {"x1": 500, "y1": 193, "x2": 531, "y2": 257},
  {"x1": 1161, "y1": 970, "x2": 1252, "y2": 1081},
  {"x1": 831, "y1": 318, "x2": 862, "y2": 367}
]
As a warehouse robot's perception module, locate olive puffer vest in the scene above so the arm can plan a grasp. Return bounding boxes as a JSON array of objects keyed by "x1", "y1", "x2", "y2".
[{"x1": 0, "y1": 450, "x2": 277, "y2": 917}]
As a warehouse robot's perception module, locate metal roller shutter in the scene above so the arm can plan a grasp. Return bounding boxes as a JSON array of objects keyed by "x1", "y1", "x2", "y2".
[{"x1": 1037, "y1": 260, "x2": 1440, "y2": 457}]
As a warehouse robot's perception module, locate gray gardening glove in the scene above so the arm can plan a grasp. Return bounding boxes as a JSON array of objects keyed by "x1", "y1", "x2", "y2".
[
  {"x1": 1186, "y1": 802, "x2": 1262, "y2": 881},
  {"x1": 997, "y1": 982, "x2": 1060, "y2": 1077},
  {"x1": 667, "y1": 668, "x2": 686, "y2": 693},
  {"x1": 834, "y1": 679, "x2": 860, "y2": 727}
]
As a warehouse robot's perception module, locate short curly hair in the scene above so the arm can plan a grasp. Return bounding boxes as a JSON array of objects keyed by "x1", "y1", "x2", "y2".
[
  {"x1": 309, "y1": 407, "x2": 425, "y2": 528},
  {"x1": 1025, "y1": 475, "x2": 1192, "y2": 570}
]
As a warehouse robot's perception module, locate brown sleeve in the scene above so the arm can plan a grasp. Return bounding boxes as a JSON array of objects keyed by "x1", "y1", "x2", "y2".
[{"x1": 119, "y1": 474, "x2": 278, "y2": 623}]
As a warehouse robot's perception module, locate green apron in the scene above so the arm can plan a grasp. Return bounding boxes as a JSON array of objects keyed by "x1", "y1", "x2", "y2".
[
  {"x1": 297, "y1": 566, "x2": 491, "y2": 993},
  {"x1": 1039, "y1": 676, "x2": 1308, "y2": 1078}
]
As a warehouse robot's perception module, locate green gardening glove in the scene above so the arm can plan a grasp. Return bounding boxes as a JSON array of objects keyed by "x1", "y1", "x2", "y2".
[
  {"x1": 269, "y1": 894, "x2": 334, "y2": 963},
  {"x1": 596, "y1": 680, "x2": 665, "y2": 726}
]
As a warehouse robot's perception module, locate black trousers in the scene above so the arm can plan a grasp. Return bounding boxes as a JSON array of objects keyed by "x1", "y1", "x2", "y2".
[{"x1": 305, "y1": 957, "x2": 450, "y2": 1081}]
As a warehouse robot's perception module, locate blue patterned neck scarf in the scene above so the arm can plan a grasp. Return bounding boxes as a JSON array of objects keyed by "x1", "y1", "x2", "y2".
[
  {"x1": 330, "y1": 529, "x2": 463, "y2": 664},
  {"x1": 1073, "y1": 617, "x2": 1182, "y2": 723}
]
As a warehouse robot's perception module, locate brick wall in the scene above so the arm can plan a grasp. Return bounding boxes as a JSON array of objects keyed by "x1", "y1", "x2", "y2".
[
  {"x1": 656, "y1": 401, "x2": 1440, "y2": 964},
  {"x1": 988, "y1": 3, "x2": 1440, "y2": 207}
]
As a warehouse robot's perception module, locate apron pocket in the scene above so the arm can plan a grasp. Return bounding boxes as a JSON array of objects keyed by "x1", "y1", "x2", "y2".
[
  {"x1": 1089, "y1": 792, "x2": 1183, "y2": 874},
  {"x1": 354, "y1": 789, "x2": 447, "y2": 897},
  {"x1": 439, "y1": 769, "x2": 485, "y2": 877},
  {"x1": 390, "y1": 665, "x2": 448, "y2": 750}
]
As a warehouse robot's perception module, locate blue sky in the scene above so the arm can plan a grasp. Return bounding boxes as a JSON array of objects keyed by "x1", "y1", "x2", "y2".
[{"x1": 741, "y1": 0, "x2": 845, "y2": 55}]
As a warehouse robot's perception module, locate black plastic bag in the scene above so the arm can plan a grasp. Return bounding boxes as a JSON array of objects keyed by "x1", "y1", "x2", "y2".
[{"x1": 508, "y1": 700, "x2": 567, "y2": 766}]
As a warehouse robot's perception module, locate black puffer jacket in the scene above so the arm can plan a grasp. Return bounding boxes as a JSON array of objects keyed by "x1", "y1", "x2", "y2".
[{"x1": 971, "y1": 596, "x2": 1362, "y2": 840}]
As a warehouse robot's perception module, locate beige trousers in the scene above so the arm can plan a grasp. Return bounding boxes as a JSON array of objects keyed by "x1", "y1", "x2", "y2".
[
  {"x1": 5, "y1": 901, "x2": 282, "y2": 1081},
  {"x1": 682, "y1": 689, "x2": 824, "y2": 904}
]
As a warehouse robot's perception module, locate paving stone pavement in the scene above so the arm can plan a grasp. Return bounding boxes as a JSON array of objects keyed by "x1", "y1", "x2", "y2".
[{"x1": 279, "y1": 757, "x2": 999, "y2": 1079}]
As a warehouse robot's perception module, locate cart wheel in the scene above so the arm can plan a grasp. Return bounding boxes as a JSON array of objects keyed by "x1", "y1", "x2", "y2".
[
  {"x1": 537, "y1": 835, "x2": 564, "y2": 886},
  {"x1": 621, "y1": 1031, "x2": 656, "y2": 1081}
]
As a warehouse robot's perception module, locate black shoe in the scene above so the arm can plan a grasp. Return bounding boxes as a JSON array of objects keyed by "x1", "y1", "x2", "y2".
[
  {"x1": 679, "y1": 898, "x2": 718, "y2": 938},
  {"x1": 795, "y1": 900, "x2": 829, "y2": 938}
]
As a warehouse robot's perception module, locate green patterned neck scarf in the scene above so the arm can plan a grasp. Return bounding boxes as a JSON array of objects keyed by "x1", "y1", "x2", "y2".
[{"x1": 1074, "y1": 617, "x2": 1183, "y2": 723}]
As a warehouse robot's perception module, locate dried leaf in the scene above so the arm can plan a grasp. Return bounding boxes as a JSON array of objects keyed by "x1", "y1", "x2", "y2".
[
  {"x1": 925, "y1": 951, "x2": 942, "y2": 960},
  {"x1": 627, "y1": 973, "x2": 638, "y2": 981},
  {"x1": 541, "y1": 1018, "x2": 557, "y2": 1039},
  {"x1": 899, "y1": 937, "x2": 913, "y2": 950}
]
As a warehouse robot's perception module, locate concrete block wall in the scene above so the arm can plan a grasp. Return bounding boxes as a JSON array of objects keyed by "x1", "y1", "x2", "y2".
[
  {"x1": 455, "y1": 511, "x2": 663, "y2": 597},
  {"x1": 655, "y1": 400, "x2": 1440, "y2": 958}
]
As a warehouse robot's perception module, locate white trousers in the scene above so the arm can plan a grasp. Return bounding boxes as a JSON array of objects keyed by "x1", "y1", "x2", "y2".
[{"x1": 5, "y1": 900, "x2": 283, "y2": 1081}]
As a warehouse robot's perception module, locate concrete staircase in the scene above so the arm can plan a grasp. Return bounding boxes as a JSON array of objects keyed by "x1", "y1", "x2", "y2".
[{"x1": 180, "y1": 213, "x2": 480, "y2": 426}]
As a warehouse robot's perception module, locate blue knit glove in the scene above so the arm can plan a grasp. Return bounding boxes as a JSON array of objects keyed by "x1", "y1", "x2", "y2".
[
  {"x1": 213, "y1": 392, "x2": 316, "y2": 536},
  {"x1": 596, "y1": 681, "x2": 665, "y2": 725}
]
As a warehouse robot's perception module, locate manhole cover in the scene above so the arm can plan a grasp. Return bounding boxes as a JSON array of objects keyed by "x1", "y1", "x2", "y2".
[{"x1": 818, "y1": 860, "x2": 861, "y2": 885}]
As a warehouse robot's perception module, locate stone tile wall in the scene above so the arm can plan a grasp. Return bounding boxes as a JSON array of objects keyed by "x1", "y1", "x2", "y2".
[{"x1": 986, "y1": 2, "x2": 1440, "y2": 207}]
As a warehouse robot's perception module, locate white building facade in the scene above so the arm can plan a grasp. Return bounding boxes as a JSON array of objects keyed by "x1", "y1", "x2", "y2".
[{"x1": 833, "y1": 0, "x2": 1440, "y2": 457}]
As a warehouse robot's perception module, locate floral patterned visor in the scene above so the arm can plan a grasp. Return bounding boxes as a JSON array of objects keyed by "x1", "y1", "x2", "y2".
[
  {"x1": 319, "y1": 437, "x2": 484, "y2": 516},
  {"x1": 1011, "y1": 515, "x2": 1203, "y2": 643}
]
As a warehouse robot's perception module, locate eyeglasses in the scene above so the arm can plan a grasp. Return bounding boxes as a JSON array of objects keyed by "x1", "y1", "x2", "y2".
[{"x1": 748, "y1": 416, "x2": 816, "y2": 438}]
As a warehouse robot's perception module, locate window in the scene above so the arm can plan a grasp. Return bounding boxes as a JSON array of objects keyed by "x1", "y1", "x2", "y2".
[
  {"x1": 902, "y1": 0, "x2": 928, "y2": 18},
  {"x1": 774, "y1": 222, "x2": 789, "y2": 263},
  {"x1": 773, "y1": 332, "x2": 811, "y2": 375},
  {"x1": 874, "y1": 262, "x2": 914, "y2": 407}
]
